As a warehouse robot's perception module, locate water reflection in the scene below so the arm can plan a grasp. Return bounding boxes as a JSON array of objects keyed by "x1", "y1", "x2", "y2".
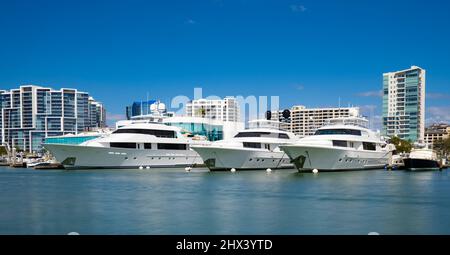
[{"x1": 0, "y1": 167, "x2": 449, "y2": 234}]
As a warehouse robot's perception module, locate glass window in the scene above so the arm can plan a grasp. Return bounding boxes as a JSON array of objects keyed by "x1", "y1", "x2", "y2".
[
  {"x1": 315, "y1": 129, "x2": 362, "y2": 136},
  {"x1": 157, "y1": 143, "x2": 187, "y2": 150},
  {"x1": 332, "y1": 140, "x2": 348, "y2": 147},
  {"x1": 235, "y1": 132, "x2": 270, "y2": 138},
  {"x1": 243, "y1": 142, "x2": 262, "y2": 149},
  {"x1": 278, "y1": 133, "x2": 290, "y2": 139},
  {"x1": 363, "y1": 142, "x2": 376, "y2": 151},
  {"x1": 110, "y1": 142, "x2": 136, "y2": 149},
  {"x1": 113, "y1": 129, "x2": 176, "y2": 138},
  {"x1": 235, "y1": 132, "x2": 289, "y2": 139}
]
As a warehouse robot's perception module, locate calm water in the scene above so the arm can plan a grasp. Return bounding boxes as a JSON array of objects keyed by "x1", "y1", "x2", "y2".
[{"x1": 1, "y1": 166, "x2": 450, "y2": 235}]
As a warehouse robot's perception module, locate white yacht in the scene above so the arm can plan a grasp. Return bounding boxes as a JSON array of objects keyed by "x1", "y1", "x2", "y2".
[
  {"x1": 43, "y1": 123, "x2": 207, "y2": 169},
  {"x1": 190, "y1": 119, "x2": 298, "y2": 171},
  {"x1": 280, "y1": 117, "x2": 393, "y2": 172}
]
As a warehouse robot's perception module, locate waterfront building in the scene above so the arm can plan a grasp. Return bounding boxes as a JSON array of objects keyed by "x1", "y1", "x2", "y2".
[
  {"x1": 382, "y1": 66, "x2": 426, "y2": 142},
  {"x1": 185, "y1": 97, "x2": 240, "y2": 122},
  {"x1": 89, "y1": 97, "x2": 107, "y2": 129},
  {"x1": 125, "y1": 100, "x2": 158, "y2": 120},
  {"x1": 270, "y1": 110, "x2": 292, "y2": 131},
  {"x1": 0, "y1": 85, "x2": 106, "y2": 152},
  {"x1": 289, "y1": 106, "x2": 360, "y2": 137},
  {"x1": 424, "y1": 123, "x2": 450, "y2": 148}
]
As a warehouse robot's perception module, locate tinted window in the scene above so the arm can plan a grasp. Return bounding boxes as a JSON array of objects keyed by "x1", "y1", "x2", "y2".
[
  {"x1": 332, "y1": 140, "x2": 348, "y2": 147},
  {"x1": 144, "y1": 143, "x2": 152, "y2": 149},
  {"x1": 235, "y1": 132, "x2": 271, "y2": 138},
  {"x1": 235, "y1": 132, "x2": 289, "y2": 139},
  {"x1": 243, "y1": 142, "x2": 261, "y2": 149},
  {"x1": 110, "y1": 142, "x2": 136, "y2": 149},
  {"x1": 315, "y1": 129, "x2": 362, "y2": 136},
  {"x1": 157, "y1": 143, "x2": 187, "y2": 150},
  {"x1": 278, "y1": 133, "x2": 290, "y2": 139},
  {"x1": 363, "y1": 142, "x2": 376, "y2": 151},
  {"x1": 113, "y1": 129, "x2": 176, "y2": 138}
]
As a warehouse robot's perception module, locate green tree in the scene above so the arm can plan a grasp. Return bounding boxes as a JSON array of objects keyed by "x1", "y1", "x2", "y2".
[
  {"x1": 434, "y1": 138, "x2": 450, "y2": 157},
  {"x1": 0, "y1": 146, "x2": 7, "y2": 156},
  {"x1": 14, "y1": 145, "x2": 24, "y2": 153},
  {"x1": 390, "y1": 136, "x2": 413, "y2": 153},
  {"x1": 196, "y1": 107, "x2": 206, "y2": 118}
]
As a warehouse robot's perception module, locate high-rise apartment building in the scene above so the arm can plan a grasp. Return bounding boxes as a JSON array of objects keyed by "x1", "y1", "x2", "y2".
[
  {"x1": 0, "y1": 85, "x2": 106, "y2": 152},
  {"x1": 125, "y1": 100, "x2": 158, "y2": 120},
  {"x1": 382, "y1": 66, "x2": 425, "y2": 142},
  {"x1": 185, "y1": 97, "x2": 240, "y2": 122},
  {"x1": 88, "y1": 97, "x2": 107, "y2": 129}
]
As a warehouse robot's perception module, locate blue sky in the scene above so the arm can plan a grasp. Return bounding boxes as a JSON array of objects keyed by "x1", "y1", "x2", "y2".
[{"x1": 1, "y1": 0, "x2": 449, "y2": 127}]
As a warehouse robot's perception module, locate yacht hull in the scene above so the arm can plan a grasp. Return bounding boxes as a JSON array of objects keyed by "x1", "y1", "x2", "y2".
[
  {"x1": 191, "y1": 146, "x2": 293, "y2": 171},
  {"x1": 43, "y1": 144, "x2": 203, "y2": 169},
  {"x1": 404, "y1": 158, "x2": 441, "y2": 171},
  {"x1": 280, "y1": 145, "x2": 390, "y2": 172}
]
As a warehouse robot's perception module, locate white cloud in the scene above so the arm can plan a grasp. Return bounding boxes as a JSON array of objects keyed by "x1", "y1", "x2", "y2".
[
  {"x1": 107, "y1": 113, "x2": 126, "y2": 122},
  {"x1": 359, "y1": 105, "x2": 377, "y2": 112},
  {"x1": 296, "y1": 84, "x2": 305, "y2": 90},
  {"x1": 427, "y1": 93, "x2": 450, "y2": 99},
  {"x1": 186, "y1": 19, "x2": 196, "y2": 25},
  {"x1": 290, "y1": 4, "x2": 307, "y2": 12},
  {"x1": 359, "y1": 105, "x2": 382, "y2": 130},
  {"x1": 106, "y1": 113, "x2": 126, "y2": 127},
  {"x1": 370, "y1": 115, "x2": 383, "y2": 131},
  {"x1": 356, "y1": 90, "x2": 383, "y2": 98},
  {"x1": 427, "y1": 106, "x2": 450, "y2": 124}
]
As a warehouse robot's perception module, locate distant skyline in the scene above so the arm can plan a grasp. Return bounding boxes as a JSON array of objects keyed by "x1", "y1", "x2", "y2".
[{"x1": 1, "y1": 0, "x2": 450, "y2": 128}]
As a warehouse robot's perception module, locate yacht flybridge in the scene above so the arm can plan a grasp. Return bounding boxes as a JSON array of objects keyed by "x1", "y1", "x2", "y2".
[
  {"x1": 190, "y1": 119, "x2": 299, "y2": 171},
  {"x1": 44, "y1": 122, "x2": 207, "y2": 169},
  {"x1": 280, "y1": 117, "x2": 393, "y2": 172}
]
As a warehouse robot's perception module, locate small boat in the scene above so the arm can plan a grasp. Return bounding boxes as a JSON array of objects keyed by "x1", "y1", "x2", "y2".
[
  {"x1": 389, "y1": 154, "x2": 405, "y2": 170},
  {"x1": 32, "y1": 160, "x2": 65, "y2": 170},
  {"x1": 404, "y1": 148, "x2": 441, "y2": 171}
]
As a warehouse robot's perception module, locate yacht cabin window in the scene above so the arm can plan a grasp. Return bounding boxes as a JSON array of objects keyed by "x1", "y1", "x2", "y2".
[
  {"x1": 363, "y1": 142, "x2": 376, "y2": 151},
  {"x1": 113, "y1": 129, "x2": 176, "y2": 138},
  {"x1": 235, "y1": 132, "x2": 290, "y2": 139},
  {"x1": 315, "y1": 129, "x2": 362, "y2": 136},
  {"x1": 278, "y1": 133, "x2": 290, "y2": 139},
  {"x1": 243, "y1": 142, "x2": 262, "y2": 149},
  {"x1": 110, "y1": 142, "x2": 137, "y2": 149},
  {"x1": 157, "y1": 143, "x2": 187, "y2": 150},
  {"x1": 332, "y1": 140, "x2": 348, "y2": 148}
]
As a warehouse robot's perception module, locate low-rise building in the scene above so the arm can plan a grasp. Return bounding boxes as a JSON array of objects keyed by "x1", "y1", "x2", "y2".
[{"x1": 425, "y1": 123, "x2": 450, "y2": 147}]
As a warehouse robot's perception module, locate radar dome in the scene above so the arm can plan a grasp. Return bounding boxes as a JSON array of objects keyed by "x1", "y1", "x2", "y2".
[{"x1": 158, "y1": 103, "x2": 166, "y2": 111}]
